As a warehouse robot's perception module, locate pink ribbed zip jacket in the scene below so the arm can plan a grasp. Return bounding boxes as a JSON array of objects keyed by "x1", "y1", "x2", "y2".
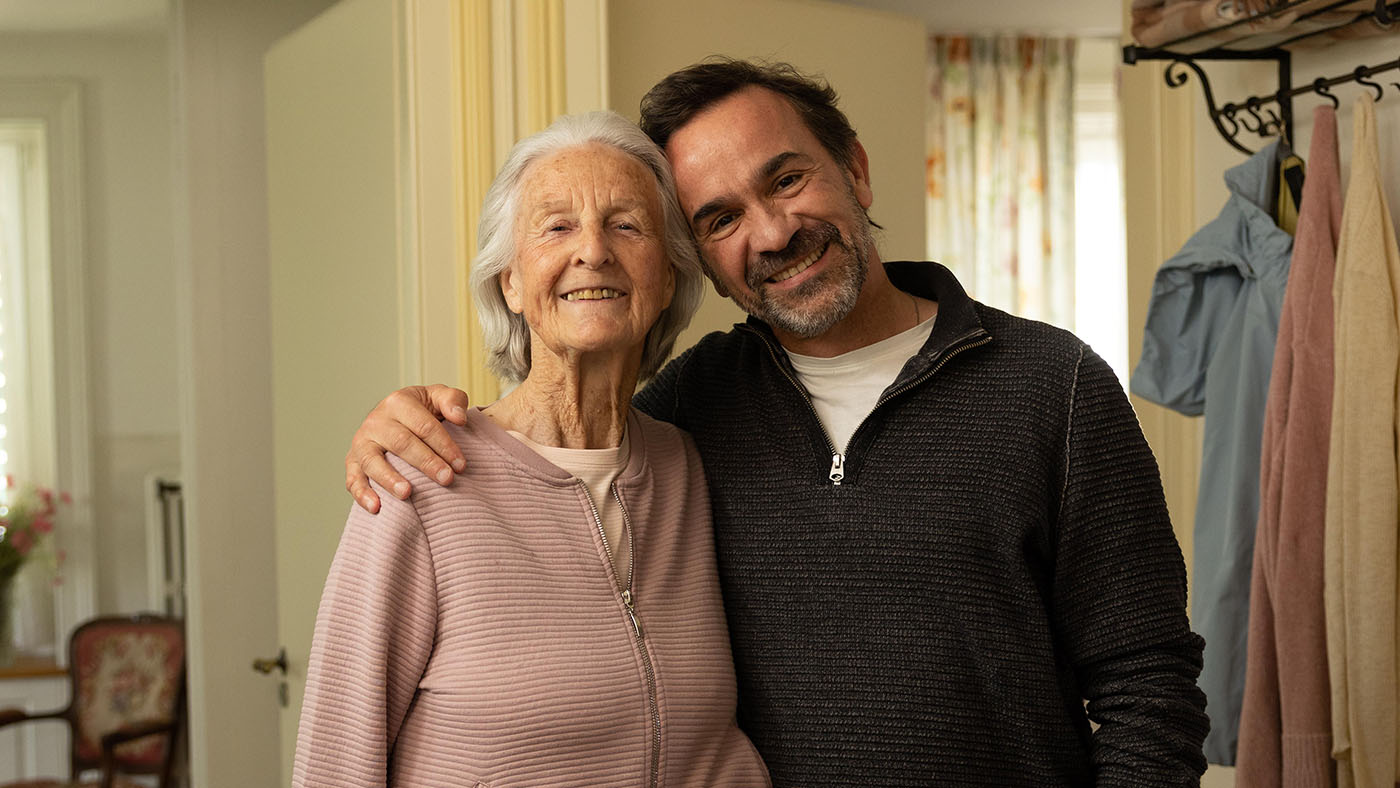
[{"x1": 293, "y1": 408, "x2": 769, "y2": 788}]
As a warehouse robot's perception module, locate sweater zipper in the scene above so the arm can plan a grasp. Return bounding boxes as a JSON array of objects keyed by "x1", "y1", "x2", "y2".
[
  {"x1": 745, "y1": 325, "x2": 991, "y2": 486},
  {"x1": 748, "y1": 333, "x2": 843, "y2": 482},
  {"x1": 579, "y1": 481, "x2": 661, "y2": 788}
]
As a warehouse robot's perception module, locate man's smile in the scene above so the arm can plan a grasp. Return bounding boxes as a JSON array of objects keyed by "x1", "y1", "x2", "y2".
[{"x1": 768, "y1": 242, "x2": 828, "y2": 283}]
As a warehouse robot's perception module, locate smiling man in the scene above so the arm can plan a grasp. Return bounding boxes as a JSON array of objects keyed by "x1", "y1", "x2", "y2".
[{"x1": 343, "y1": 59, "x2": 1208, "y2": 787}]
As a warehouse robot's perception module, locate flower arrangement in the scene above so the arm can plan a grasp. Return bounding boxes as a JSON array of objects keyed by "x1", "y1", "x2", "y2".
[{"x1": 0, "y1": 475, "x2": 69, "y2": 584}]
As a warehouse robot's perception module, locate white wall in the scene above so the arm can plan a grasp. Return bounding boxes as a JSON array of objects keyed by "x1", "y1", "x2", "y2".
[
  {"x1": 169, "y1": 0, "x2": 339, "y2": 783},
  {"x1": 0, "y1": 32, "x2": 179, "y2": 618}
]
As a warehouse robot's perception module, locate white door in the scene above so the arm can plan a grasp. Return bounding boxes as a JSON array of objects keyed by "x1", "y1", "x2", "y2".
[{"x1": 265, "y1": 0, "x2": 459, "y2": 783}]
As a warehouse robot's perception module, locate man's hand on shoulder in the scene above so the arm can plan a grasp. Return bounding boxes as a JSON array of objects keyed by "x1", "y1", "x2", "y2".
[{"x1": 345, "y1": 384, "x2": 471, "y2": 513}]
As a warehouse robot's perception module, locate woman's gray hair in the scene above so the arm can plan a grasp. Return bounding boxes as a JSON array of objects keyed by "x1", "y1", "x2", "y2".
[{"x1": 469, "y1": 111, "x2": 705, "y2": 383}]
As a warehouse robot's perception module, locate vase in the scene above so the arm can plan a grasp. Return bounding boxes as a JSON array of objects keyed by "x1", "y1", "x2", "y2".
[{"x1": 0, "y1": 572, "x2": 14, "y2": 667}]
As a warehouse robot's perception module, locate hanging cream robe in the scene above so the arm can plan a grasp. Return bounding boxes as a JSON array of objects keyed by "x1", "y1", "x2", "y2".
[{"x1": 1325, "y1": 93, "x2": 1400, "y2": 788}]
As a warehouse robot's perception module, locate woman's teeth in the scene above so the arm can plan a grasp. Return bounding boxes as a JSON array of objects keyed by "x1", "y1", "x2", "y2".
[
  {"x1": 770, "y1": 244, "x2": 826, "y2": 282},
  {"x1": 563, "y1": 288, "x2": 625, "y2": 301}
]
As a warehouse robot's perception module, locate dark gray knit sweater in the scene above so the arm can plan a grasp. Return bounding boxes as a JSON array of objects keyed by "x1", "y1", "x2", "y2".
[{"x1": 633, "y1": 262, "x2": 1209, "y2": 787}]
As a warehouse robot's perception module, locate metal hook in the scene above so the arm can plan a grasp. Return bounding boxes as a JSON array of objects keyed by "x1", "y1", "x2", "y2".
[
  {"x1": 1244, "y1": 97, "x2": 1269, "y2": 134},
  {"x1": 1313, "y1": 77, "x2": 1341, "y2": 108},
  {"x1": 1232, "y1": 101, "x2": 1262, "y2": 133},
  {"x1": 1373, "y1": 0, "x2": 1394, "y2": 26},
  {"x1": 1265, "y1": 107, "x2": 1286, "y2": 139},
  {"x1": 1218, "y1": 104, "x2": 1243, "y2": 142},
  {"x1": 1354, "y1": 65, "x2": 1385, "y2": 101}
]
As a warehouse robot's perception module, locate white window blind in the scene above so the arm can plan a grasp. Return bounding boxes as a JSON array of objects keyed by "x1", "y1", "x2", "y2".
[{"x1": 0, "y1": 128, "x2": 40, "y2": 491}]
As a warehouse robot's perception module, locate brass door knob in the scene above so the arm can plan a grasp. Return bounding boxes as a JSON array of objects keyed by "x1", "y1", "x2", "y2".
[{"x1": 252, "y1": 647, "x2": 288, "y2": 676}]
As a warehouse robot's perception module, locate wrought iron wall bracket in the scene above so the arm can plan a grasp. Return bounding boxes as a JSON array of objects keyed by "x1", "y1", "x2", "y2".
[
  {"x1": 1123, "y1": 0, "x2": 1400, "y2": 155},
  {"x1": 1124, "y1": 47, "x2": 1293, "y2": 155}
]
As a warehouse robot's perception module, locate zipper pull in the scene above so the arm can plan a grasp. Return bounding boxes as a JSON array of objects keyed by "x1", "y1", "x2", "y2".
[
  {"x1": 829, "y1": 453, "x2": 845, "y2": 485},
  {"x1": 622, "y1": 589, "x2": 643, "y2": 638}
]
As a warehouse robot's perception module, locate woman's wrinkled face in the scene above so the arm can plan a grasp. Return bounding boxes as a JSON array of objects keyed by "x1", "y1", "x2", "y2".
[{"x1": 502, "y1": 143, "x2": 675, "y2": 369}]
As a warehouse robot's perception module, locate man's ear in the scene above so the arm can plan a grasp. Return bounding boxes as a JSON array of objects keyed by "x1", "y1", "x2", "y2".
[{"x1": 846, "y1": 139, "x2": 874, "y2": 210}]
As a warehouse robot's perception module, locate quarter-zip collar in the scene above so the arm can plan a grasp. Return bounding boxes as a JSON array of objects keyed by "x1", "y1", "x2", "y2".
[
  {"x1": 730, "y1": 262, "x2": 993, "y2": 488},
  {"x1": 738, "y1": 261, "x2": 993, "y2": 395}
]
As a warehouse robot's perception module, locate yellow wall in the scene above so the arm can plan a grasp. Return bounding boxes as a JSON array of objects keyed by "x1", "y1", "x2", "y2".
[{"x1": 1120, "y1": 58, "x2": 1204, "y2": 575}]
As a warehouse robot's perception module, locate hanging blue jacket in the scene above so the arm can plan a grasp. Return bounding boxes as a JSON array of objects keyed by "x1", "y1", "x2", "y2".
[{"x1": 1130, "y1": 141, "x2": 1293, "y2": 766}]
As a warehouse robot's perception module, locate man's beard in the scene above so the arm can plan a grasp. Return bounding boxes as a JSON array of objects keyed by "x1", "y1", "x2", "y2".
[{"x1": 726, "y1": 194, "x2": 874, "y2": 339}]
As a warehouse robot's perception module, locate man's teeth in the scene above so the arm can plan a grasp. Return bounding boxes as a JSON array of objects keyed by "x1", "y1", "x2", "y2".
[
  {"x1": 770, "y1": 245, "x2": 826, "y2": 282},
  {"x1": 563, "y1": 288, "x2": 625, "y2": 301}
]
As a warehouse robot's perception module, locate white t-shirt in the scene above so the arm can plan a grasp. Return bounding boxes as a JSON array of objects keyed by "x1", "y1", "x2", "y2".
[
  {"x1": 508, "y1": 428, "x2": 632, "y2": 582},
  {"x1": 785, "y1": 314, "x2": 936, "y2": 455}
]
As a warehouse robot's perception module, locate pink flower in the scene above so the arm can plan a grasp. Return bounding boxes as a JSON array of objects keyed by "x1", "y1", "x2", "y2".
[
  {"x1": 33, "y1": 515, "x2": 53, "y2": 534},
  {"x1": 4, "y1": 474, "x2": 12, "y2": 489},
  {"x1": 59, "y1": 491, "x2": 72, "y2": 504},
  {"x1": 11, "y1": 529, "x2": 33, "y2": 556},
  {"x1": 56, "y1": 548, "x2": 67, "y2": 564}
]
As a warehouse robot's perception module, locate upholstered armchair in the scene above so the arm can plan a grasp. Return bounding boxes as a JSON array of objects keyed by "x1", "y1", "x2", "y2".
[{"x1": 0, "y1": 615, "x2": 185, "y2": 788}]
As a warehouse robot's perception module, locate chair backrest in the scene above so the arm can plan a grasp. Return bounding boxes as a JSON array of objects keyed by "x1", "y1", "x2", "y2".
[{"x1": 65, "y1": 614, "x2": 185, "y2": 779}]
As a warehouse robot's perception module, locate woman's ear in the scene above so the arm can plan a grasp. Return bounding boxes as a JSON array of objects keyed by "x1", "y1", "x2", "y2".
[{"x1": 499, "y1": 267, "x2": 525, "y2": 314}]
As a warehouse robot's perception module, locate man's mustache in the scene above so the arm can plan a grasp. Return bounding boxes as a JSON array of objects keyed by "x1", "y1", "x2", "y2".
[{"x1": 748, "y1": 223, "x2": 842, "y2": 289}]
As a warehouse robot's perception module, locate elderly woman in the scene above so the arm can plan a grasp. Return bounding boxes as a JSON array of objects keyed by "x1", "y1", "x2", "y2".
[{"x1": 293, "y1": 112, "x2": 769, "y2": 788}]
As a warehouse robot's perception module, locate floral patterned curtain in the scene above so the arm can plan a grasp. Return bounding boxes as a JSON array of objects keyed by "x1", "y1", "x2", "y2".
[{"x1": 926, "y1": 36, "x2": 1076, "y2": 328}]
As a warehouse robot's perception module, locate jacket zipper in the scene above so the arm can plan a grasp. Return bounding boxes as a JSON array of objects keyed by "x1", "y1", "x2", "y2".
[
  {"x1": 745, "y1": 325, "x2": 991, "y2": 486},
  {"x1": 579, "y1": 481, "x2": 661, "y2": 788}
]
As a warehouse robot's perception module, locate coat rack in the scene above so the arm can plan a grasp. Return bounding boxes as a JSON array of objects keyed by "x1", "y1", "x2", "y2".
[{"x1": 1124, "y1": 0, "x2": 1400, "y2": 154}]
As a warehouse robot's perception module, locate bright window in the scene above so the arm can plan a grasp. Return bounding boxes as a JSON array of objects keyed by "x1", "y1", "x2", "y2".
[
  {"x1": 1073, "y1": 39, "x2": 1130, "y2": 386},
  {"x1": 0, "y1": 125, "x2": 42, "y2": 491},
  {"x1": 0, "y1": 128, "x2": 38, "y2": 487}
]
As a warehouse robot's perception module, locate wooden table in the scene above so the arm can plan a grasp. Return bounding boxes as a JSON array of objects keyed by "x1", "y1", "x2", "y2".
[
  {"x1": 0, "y1": 654, "x2": 65, "y2": 680},
  {"x1": 0, "y1": 653, "x2": 68, "y2": 779}
]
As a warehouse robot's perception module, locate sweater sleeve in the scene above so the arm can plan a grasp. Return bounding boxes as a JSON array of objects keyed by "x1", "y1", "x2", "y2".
[
  {"x1": 292, "y1": 481, "x2": 439, "y2": 788},
  {"x1": 1053, "y1": 346, "x2": 1209, "y2": 786}
]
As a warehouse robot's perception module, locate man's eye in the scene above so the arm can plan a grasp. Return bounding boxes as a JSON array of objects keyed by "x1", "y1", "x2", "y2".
[
  {"x1": 776, "y1": 173, "x2": 801, "y2": 190},
  {"x1": 710, "y1": 214, "x2": 735, "y2": 233}
]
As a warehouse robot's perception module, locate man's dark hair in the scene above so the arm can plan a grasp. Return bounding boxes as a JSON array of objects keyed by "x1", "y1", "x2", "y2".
[{"x1": 639, "y1": 58, "x2": 859, "y2": 170}]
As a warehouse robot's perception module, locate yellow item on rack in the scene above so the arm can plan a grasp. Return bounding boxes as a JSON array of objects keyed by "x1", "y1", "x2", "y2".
[{"x1": 1277, "y1": 152, "x2": 1305, "y2": 235}]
